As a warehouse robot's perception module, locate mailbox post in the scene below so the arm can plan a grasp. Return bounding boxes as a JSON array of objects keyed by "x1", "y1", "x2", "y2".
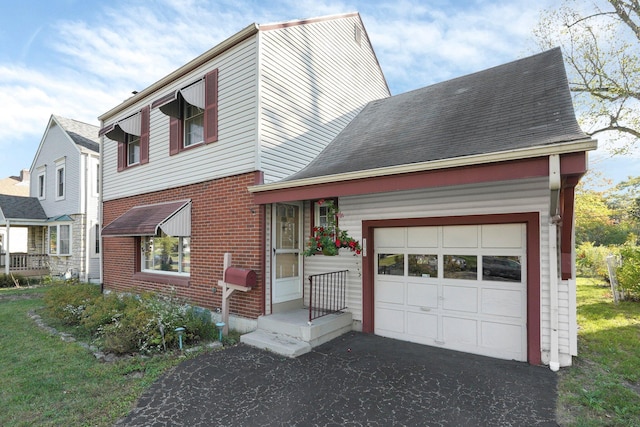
[{"x1": 217, "y1": 253, "x2": 255, "y2": 335}]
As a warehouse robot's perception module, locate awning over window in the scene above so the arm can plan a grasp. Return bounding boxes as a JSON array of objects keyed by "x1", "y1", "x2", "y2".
[
  {"x1": 153, "y1": 78, "x2": 205, "y2": 118},
  {"x1": 99, "y1": 111, "x2": 142, "y2": 142},
  {"x1": 102, "y1": 200, "x2": 191, "y2": 237},
  {"x1": 46, "y1": 214, "x2": 74, "y2": 223}
]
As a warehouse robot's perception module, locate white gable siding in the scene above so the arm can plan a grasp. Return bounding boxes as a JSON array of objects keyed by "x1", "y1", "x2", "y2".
[
  {"x1": 300, "y1": 178, "x2": 567, "y2": 360},
  {"x1": 30, "y1": 123, "x2": 81, "y2": 216},
  {"x1": 103, "y1": 37, "x2": 259, "y2": 201},
  {"x1": 259, "y1": 15, "x2": 389, "y2": 183}
]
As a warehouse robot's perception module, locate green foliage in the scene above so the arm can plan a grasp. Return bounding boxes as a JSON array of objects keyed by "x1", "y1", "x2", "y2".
[
  {"x1": 43, "y1": 282, "x2": 102, "y2": 325},
  {"x1": 43, "y1": 284, "x2": 216, "y2": 355},
  {"x1": 576, "y1": 242, "x2": 619, "y2": 279},
  {"x1": 617, "y1": 245, "x2": 640, "y2": 297},
  {"x1": 0, "y1": 273, "x2": 29, "y2": 288}
]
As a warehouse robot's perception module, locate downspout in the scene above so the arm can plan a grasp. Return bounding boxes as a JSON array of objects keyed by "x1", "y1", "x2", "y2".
[
  {"x1": 83, "y1": 153, "x2": 90, "y2": 282},
  {"x1": 549, "y1": 154, "x2": 561, "y2": 372}
]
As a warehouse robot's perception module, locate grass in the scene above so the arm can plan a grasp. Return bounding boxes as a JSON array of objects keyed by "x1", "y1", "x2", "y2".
[
  {"x1": 557, "y1": 277, "x2": 640, "y2": 426},
  {"x1": 0, "y1": 286, "x2": 211, "y2": 427}
]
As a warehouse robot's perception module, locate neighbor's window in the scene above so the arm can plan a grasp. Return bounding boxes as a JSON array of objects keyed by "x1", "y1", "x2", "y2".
[
  {"x1": 183, "y1": 103, "x2": 204, "y2": 147},
  {"x1": 49, "y1": 224, "x2": 71, "y2": 256},
  {"x1": 443, "y1": 255, "x2": 477, "y2": 280},
  {"x1": 55, "y1": 164, "x2": 65, "y2": 199},
  {"x1": 141, "y1": 231, "x2": 190, "y2": 275},
  {"x1": 378, "y1": 253, "x2": 404, "y2": 276},
  {"x1": 37, "y1": 172, "x2": 45, "y2": 199},
  {"x1": 127, "y1": 133, "x2": 141, "y2": 165},
  {"x1": 94, "y1": 224, "x2": 100, "y2": 255}
]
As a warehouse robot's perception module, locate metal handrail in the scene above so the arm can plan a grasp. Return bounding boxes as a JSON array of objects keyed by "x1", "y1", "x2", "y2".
[{"x1": 308, "y1": 270, "x2": 348, "y2": 323}]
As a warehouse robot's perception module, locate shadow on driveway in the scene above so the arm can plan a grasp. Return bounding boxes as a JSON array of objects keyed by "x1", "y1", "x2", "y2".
[{"x1": 117, "y1": 332, "x2": 558, "y2": 426}]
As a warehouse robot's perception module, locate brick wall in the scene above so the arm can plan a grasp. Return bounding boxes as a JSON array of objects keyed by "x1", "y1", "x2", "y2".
[{"x1": 102, "y1": 171, "x2": 265, "y2": 319}]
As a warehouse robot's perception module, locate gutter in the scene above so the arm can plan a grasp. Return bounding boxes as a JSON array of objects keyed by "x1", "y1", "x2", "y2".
[
  {"x1": 248, "y1": 138, "x2": 597, "y2": 194},
  {"x1": 98, "y1": 23, "x2": 259, "y2": 122}
]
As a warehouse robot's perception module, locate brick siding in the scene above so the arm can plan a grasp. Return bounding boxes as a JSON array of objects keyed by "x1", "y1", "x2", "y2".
[{"x1": 102, "y1": 172, "x2": 265, "y2": 319}]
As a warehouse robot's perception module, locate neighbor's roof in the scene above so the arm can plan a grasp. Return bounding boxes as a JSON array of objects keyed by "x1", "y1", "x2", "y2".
[
  {"x1": 54, "y1": 116, "x2": 100, "y2": 154},
  {"x1": 0, "y1": 194, "x2": 47, "y2": 221},
  {"x1": 281, "y1": 47, "x2": 591, "y2": 182}
]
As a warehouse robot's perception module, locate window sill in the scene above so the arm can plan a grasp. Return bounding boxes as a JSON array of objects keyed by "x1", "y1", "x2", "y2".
[{"x1": 133, "y1": 271, "x2": 190, "y2": 287}]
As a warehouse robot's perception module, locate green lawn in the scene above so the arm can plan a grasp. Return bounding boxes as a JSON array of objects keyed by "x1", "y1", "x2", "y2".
[
  {"x1": 0, "y1": 287, "x2": 195, "y2": 427},
  {"x1": 557, "y1": 277, "x2": 640, "y2": 426}
]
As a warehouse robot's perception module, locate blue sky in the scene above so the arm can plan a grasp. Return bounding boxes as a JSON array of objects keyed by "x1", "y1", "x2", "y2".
[{"x1": 0, "y1": 0, "x2": 636, "y2": 183}]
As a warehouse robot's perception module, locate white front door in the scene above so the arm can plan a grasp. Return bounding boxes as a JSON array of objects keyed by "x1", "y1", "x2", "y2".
[{"x1": 272, "y1": 203, "x2": 302, "y2": 303}]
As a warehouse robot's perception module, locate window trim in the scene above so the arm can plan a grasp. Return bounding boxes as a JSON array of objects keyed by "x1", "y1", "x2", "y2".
[
  {"x1": 37, "y1": 171, "x2": 46, "y2": 200},
  {"x1": 55, "y1": 162, "x2": 65, "y2": 200},
  {"x1": 311, "y1": 198, "x2": 338, "y2": 232},
  {"x1": 140, "y1": 232, "x2": 191, "y2": 276},
  {"x1": 113, "y1": 106, "x2": 150, "y2": 172}
]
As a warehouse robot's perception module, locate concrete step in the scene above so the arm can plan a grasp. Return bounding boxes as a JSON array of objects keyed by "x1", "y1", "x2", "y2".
[{"x1": 240, "y1": 329, "x2": 311, "y2": 358}]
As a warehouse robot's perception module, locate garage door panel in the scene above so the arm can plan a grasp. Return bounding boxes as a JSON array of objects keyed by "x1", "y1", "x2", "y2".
[
  {"x1": 443, "y1": 285, "x2": 478, "y2": 313},
  {"x1": 482, "y1": 288, "x2": 523, "y2": 318},
  {"x1": 443, "y1": 316, "x2": 478, "y2": 346},
  {"x1": 375, "y1": 228, "x2": 405, "y2": 247},
  {"x1": 407, "y1": 282, "x2": 438, "y2": 308},
  {"x1": 407, "y1": 311, "x2": 438, "y2": 340},
  {"x1": 407, "y1": 227, "x2": 438, "y2": 248},
  {"x1": 375, "y1": 307, "x2": 405, "y2": 334},
  {"x1": 376, "y1": 280, "x2": 404, "y2": 304},
  {"x1": 443, "y1": 225, "x2": 478, "y2": 248},
  {"x1": 481, "y1": 224, "x2": 522, "y2": 248},
  {"x1": 481, "y1": 321, "x2": 524, "y2": 353}
]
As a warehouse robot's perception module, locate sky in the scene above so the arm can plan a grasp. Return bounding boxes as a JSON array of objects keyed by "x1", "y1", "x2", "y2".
[{"x1": 0, "y1": 0, "x2": 636, "y2": 184}]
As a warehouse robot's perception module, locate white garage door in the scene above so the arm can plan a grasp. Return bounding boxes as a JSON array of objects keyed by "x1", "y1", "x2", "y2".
[{"x1": 374, "y1": 224, "x2": 527, "y2": 361}]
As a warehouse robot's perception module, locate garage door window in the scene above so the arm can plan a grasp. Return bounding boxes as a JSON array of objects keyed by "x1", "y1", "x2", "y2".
[
  {"x1": 443, "y1": 255, "x2": 477, "y2": 280},
  {"x1": 408, "y1": 254, "x2": 437, "y2": 277},
  {"x1": 482, "y1": 256, "x2": 522, "y2": 282},
  {"x1": 378, "y1": 253, "x2": 404, "y2": 275}
]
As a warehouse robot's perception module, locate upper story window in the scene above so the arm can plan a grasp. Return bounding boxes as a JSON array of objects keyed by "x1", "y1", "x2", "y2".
[
  {"x1": 152, "y1": 69, "x2": 218, "y2": 156},
  {"x1": 55, "y1": 159, "x2": 65, "y2": 200},
  {"x1": 99, "y1": 106, "x2": 150, "y2": 172},
  {"x1": 127, "y1": 133, "x2": 141, "y2": 165},
  {"x1": 37, "y1": 171, "x2": 45, "y2": 200}
]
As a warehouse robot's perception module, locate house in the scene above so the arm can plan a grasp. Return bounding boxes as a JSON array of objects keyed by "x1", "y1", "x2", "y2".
[
  {"x1": 0, "y1": 115, "x2": 101, "y2": 280},
  {"x1": 247, "y1": 47, "x2": 597, "y2": 370},
  {"x1": 98, "y1": 13, "x2": 389, "y2": 331},
  {"x1": 0, "y1": 170, "x2": 30, "y2": 255}
]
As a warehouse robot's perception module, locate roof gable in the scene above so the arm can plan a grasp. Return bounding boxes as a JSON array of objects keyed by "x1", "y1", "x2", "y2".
[
  {"x1": 285, "y1": 48, "x2": 590, "y2": 181},
  {"x1": 53, "y1": 115, "x2": 100, "y2": 154}
]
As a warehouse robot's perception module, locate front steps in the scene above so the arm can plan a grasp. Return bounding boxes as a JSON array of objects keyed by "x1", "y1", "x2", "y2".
[{"x1": 240, "y1": 309, "x2": 353, "y2": 357}]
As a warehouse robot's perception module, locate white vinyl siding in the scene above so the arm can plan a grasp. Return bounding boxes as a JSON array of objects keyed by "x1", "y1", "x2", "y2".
[
  {"x1": 259, "y1": 16, "x2": 389, "y2": 183},
  {"x1": 301, "y1": 178, "x2": 570, "y2": 364},
  {"x1": 102, "y1": 37, "x2": 259, "y2": 201},
  {"x1": 30, "y1": 123, "x2": 82, "y2": 216}
]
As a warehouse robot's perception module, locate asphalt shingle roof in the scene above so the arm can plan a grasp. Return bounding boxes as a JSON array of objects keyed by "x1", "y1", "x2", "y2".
[
  {"x1": 0, "y1": 194, "x2": 48, "y2": 220},
  {"x1": 54, "y1": 116, "x2": 100, "y2": 154},
  {"x1": 285, "y1": 47, "x2": 588, "y2": 181}
]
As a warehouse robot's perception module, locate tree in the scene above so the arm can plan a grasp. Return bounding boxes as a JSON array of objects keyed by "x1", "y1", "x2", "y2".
[{"x1": 535, "y1": 0, "x2": 640, "y2": 153}]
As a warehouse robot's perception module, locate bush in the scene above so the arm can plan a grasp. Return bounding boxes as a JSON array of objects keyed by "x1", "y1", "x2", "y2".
[
  {"x1": 43, "y1": 283, "x2": 102, "y2": 325},
  {"x1": 0, "y1": 273, "x2": 29, "y2": 288},
  {"x1": 617, "y1": 245, "x2": 640, "y2": 297},
  {"x1": 576, "y1": 242, "x2": 619, "y2": 279},
  {"x1": 43, "y1": 284, "x2": 216, "y2": 355}
]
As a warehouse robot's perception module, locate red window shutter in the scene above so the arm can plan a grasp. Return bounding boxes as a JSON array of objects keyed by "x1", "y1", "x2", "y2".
[
  {"x1": 117, "y1": 142, "x2": 125, "y2": 171},
  {"x1": 140, "y1": 106, "x2": 150, "y2": 164},
  {"x1": 204, "y1": 69, "x2": 218, "y2": 144},
  {"x1": 169, "y1": 116, "x2": 181, "y2": 155}
]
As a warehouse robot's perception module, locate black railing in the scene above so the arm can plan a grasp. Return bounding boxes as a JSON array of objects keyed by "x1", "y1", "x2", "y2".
[{"x1": 308, "y1": 270, "x2": 348, "y2": 323}]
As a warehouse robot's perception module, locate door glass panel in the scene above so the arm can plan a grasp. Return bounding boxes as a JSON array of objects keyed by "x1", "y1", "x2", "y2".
[
  {"x1": 482, "y1": 256, "x2": 522, "y2": 282},
  {"x1": 408, "y1": 254, "x2": 438, "y2": 277},
  {"x1": 276, "y1": 204, "x2": 299, "y2": 250},
  {"x1": 378, "y1": 253, "x2": 404, "y2": 276},
  {"x1": 276, "y1": 253, "x2": 299, "y2": 279},
  {"x1": 443, "y1": 255, "x2": 477, "y2": 280}
]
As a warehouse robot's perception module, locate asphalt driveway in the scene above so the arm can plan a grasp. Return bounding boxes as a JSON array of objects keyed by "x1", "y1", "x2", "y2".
[{"x1": 116, "y1": 332, "x2": 558, "y2": 426}]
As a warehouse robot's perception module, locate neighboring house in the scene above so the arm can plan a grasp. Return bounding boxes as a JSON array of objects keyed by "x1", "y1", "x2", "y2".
[
  {"x1": 248, "y1": 47, "x2": 597, "y2": 370},
  {"x1": 0, "y1": 115, "x2": 101, "y2": 280},
  {"x1": 0, "y1": 170, "x2": 30, "y2": 254},
  {"x1": 98, "y1": 13, "x2": 389, "y2": 329}
]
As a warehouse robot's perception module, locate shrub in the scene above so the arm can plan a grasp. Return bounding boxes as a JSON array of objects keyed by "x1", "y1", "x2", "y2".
[
  {"x1": 576, "y1": 242, "x2": 619, "y2": 280},
  {"x1": 617, "y1": 245, "x2": 640, "y2": 297},
  {"x1": 43, "y1": 283, "x2": 102, "y2": 325},
  {"x1": 0, "y1": 273, "x2": 29, "y2": 288}
]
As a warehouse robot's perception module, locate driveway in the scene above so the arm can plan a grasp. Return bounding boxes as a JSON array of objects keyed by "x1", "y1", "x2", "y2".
[{"x1": 116, "y1": 332, "x2": 558, "y2": 426}]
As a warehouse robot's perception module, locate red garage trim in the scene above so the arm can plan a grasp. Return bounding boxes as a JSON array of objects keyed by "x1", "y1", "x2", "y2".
[{"x1": 361, "y1": 212, "x2": 542, "y2": 366}]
